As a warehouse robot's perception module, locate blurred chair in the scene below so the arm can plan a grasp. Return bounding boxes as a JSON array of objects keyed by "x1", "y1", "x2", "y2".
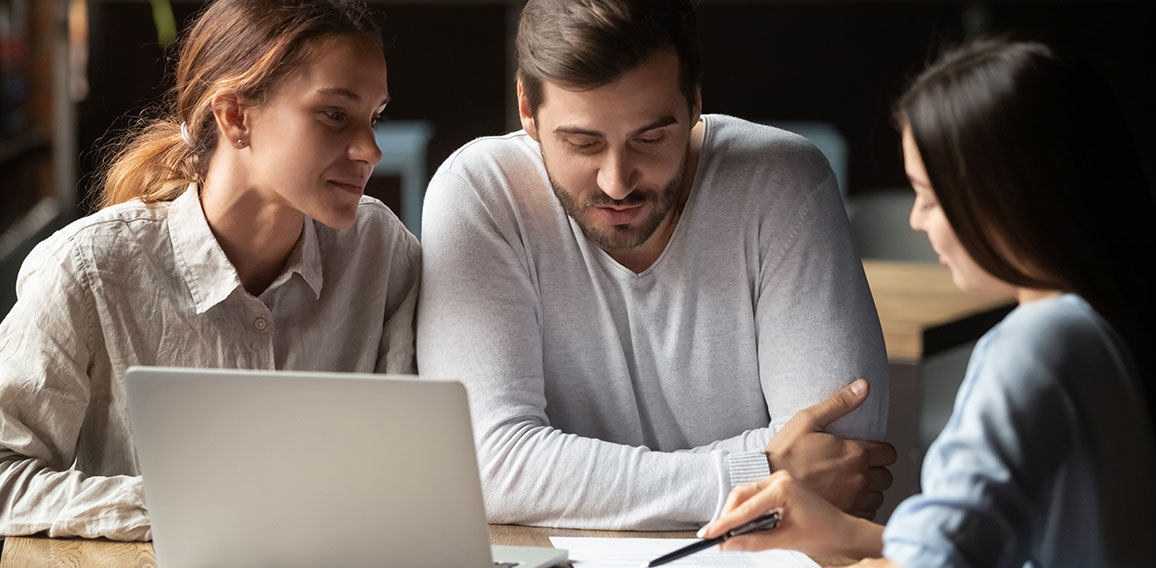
[
  {"x1": 845, "y1": 188, "x2": 937, "y2": 262},
  {"x1": 372, "y1": 121, "x2": 434, "y2": 239}
]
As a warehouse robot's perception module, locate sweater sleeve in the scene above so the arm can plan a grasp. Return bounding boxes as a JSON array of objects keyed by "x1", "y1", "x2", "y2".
[
  {"x1": 417, "y1": 170, "x2": 734, "y2": 529},
  {"x1": 755, "y1": 168, "x2": 889, "y2": 440},
  {"x1": 0, "y1": 237, "x2": 150, "y2": 541}
]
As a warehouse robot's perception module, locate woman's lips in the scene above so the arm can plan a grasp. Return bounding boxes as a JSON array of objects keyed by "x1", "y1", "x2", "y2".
[{"x1": 329, "y1": 180, "x2": 365, "y2": 195}]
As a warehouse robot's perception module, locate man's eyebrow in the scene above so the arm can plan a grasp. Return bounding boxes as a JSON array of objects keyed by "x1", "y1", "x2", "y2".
[
  {"x1": 553, "y1": 116, "x2": 679, "y2": 138},
  {"x1": 316, "y1": 88, "x2": 391, "y2": 107},
  {"x1": 628, "y1": 116, "x2": 677, "y2": 137}
]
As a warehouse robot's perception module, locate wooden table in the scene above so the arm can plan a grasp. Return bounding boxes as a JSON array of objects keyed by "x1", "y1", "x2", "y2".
[
  {"x1": 1, "y1": 526, "x2": 854, "y2": 567},
  {"x1": 862, "y1": 260, "x2": 1015, "y2": 520}
]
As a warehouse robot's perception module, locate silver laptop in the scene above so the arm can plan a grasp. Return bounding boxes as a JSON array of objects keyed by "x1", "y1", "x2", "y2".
[{"x1": 125, "y1": 367, "x2": 567, "y2": 568}]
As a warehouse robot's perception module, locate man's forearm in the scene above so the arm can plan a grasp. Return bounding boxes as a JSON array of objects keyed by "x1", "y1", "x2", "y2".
[{"x1": 476, "y1": 419, "x2": 730, "y2": 530}]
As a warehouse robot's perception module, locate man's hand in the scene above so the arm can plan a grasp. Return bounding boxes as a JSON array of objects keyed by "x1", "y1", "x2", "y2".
[{"x1": 763, "y1": 379, "x2": 896, "y2": 518}]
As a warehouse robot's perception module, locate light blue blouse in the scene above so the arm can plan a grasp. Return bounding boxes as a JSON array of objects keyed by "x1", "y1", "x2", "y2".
[{"x1": 882, "y1": 294, "x2": 1155, "y2": 567}]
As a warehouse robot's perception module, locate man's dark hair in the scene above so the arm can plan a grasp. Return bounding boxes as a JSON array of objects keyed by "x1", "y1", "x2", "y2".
[{"x1": 515, "y1": 0, "x2": 701, "y2": 116}]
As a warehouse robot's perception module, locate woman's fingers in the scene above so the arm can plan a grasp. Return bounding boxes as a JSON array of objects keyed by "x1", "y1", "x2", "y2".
[
  {"x1": 719, "y1": 530, "x2": 783, "y2": 553},
  {"x1": 702, "y1": 472, "x2": 792, "y2": 539},
  {"x1": 721, "y1": 481, "x2": 762, "y2": 514},
  {"x1": 699, "y1": 481, "x2": 762, "y2": 538}
]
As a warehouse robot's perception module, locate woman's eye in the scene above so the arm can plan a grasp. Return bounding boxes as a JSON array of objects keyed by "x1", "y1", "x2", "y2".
[
  {"x1": 324, "y1": 110, "x2": 347, "y2": 123},
  {"x1": 371, "y1": 114, "x2": 382, "y2": 127}
]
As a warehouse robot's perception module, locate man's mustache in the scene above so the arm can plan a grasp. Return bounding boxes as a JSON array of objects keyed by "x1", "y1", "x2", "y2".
[{"x1": 585, "y1": 190, "x2": 654, "y2": 207}]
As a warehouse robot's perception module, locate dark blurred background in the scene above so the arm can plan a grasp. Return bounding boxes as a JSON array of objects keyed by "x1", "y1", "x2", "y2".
[
  {"x1": 2, "y1": 0, "x2": 1154, "y2": 315},
  {"x1": 77, "y1": 1, "x2": 1156, "y2": 204}
]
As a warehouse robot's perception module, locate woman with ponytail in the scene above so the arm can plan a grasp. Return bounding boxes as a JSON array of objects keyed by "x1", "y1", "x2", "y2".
[
  {"x1": 0, "y1": 0, "x2": 419, "y2": 540},
  {"x1": 695, "y1": 37, "x2": 1156, "y2": 567}
]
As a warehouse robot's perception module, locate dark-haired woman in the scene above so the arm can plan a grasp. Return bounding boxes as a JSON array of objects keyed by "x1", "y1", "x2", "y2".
[
  {"x1": 698, "y1": 38, "x2": 1156, "y2": 567},
  {"x1": 0, "y1": 0, "x2": 418, "y2": 540}
]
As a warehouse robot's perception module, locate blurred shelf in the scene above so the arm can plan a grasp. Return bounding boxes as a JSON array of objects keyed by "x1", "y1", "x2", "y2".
[{"x1": 0, "y1": 131, "x2": 50, "y2": 168}]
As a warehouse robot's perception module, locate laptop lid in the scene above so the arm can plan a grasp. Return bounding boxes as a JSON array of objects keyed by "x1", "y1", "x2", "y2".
[{"x1": 125, "y1": 367, "x2": 503, "y2": 567}]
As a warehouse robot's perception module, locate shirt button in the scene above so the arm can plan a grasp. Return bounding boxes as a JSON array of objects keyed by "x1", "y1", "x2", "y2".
[{"x1": 254, "y1": 318, "x2": 268, "y2": 331}]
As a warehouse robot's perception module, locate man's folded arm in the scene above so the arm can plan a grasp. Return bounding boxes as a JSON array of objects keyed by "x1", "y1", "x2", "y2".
[
  {"x1": 755, "y1": 168, "x2": 889, "y2": 441},
  {"x1": 472, "y1": 407, "x2": 731, "y2": 529}
]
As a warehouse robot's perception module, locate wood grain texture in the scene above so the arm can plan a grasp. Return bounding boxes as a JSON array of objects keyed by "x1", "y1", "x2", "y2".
[{"x1": 0, "y1": 537, "x2": 155, "y2": 568}]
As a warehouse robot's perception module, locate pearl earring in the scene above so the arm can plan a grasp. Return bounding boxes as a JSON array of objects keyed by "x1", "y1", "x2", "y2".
[{"x1": 235, "y1": 138, "x2": 247, "y2": 148}]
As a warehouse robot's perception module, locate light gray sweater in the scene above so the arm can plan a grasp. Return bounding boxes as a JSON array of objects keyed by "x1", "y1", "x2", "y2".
[{"x1": 417, "y1": 114, "x2": 888, "y2": 530}]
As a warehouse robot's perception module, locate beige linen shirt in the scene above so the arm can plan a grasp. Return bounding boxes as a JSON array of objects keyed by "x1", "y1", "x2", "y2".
[{"x1": 0, "y1": 185, "x2": 420, "y2": 540}]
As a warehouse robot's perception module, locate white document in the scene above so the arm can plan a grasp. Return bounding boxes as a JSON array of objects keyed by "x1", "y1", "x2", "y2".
[{"x1": 549, "y1": 537, "x2": 820, "y2": 568}]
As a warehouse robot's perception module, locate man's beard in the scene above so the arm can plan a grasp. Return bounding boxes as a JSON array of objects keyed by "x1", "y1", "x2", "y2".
[{"x1": 546, "y1": 153, "x2": 686, "y2": 253}]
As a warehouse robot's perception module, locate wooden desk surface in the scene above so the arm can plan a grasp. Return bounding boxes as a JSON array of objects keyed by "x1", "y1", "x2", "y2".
[
  {"x1": 1, "y1": 527, "x2": 854, "y2": 567},
  {"x1": 862, "y1": 260, "x2": 1014, "y2": 361}
]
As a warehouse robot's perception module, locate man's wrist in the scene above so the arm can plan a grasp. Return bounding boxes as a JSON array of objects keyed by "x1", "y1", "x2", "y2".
[
  {"x1": 764, "y1": 446, "x2": 784, "y2": 473},
  {"x1": 726, "y1": 450, "x2": 772, "y2": 487}
]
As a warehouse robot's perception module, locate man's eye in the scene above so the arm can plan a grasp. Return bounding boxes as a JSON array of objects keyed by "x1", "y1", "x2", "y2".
[
  {"x1": 567, "y1": 141, "x2": 596, "y2": 151},
  {"x1": 637, "y1": 136, "x2": 664, "y2": 145},
  {"x1": 371, "y1": 114, "x2": 382, "y2": 127}
]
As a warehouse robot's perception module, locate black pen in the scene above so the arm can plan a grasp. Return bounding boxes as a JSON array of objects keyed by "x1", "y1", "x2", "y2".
[{"x1": 646, "y1": 511, "x2": 781, "y2": 567}]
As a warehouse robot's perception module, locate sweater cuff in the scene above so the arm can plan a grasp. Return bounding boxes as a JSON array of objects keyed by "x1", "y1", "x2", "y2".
[{"x1": 725, "y1": 450, "x2": 771, "y2": 488}]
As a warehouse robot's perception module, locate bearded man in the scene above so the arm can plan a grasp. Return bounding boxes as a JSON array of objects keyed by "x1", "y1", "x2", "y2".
[{"x1": 416, "y1": 0, "x2": 895, "y2": 530}]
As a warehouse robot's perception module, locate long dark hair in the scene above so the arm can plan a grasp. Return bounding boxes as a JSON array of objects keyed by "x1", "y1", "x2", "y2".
[{"x1": 896, "y1": 37, "x2": 1156, "y2": 411}]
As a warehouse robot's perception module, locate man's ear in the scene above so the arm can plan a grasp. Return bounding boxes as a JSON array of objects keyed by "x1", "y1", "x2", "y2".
[
  {"x1": 517, "y1": 80, "x2": 539, "y2": 141},
  {"x1": 210, "y1": 91, "x2": 250, "y2": 149}
]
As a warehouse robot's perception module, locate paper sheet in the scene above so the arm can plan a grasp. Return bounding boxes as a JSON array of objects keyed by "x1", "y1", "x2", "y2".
[{"x1": 549, "y1": 537, "x2": 820, "y2": 568}]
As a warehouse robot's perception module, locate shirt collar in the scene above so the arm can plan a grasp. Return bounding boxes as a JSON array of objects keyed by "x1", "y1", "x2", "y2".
[
  {"x1": 168, "y1": 185, "x2": 325, "y2": 314},
  {"x1": 264, "y1": 217, "x2": 324, "y2": 301},
  {"x1": 169, "y1": 185, "x2": 245, "y2": 314}
]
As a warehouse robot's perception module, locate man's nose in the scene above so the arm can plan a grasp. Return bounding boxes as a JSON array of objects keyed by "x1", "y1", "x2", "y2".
[{"x1": 596, "y1": 149, "x2": 639, "y2": 201}]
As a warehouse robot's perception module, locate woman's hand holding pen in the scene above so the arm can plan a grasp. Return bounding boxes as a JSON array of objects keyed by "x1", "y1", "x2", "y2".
[{"x1": 697, "y1": 470, "x2": 885, "y2": 559}]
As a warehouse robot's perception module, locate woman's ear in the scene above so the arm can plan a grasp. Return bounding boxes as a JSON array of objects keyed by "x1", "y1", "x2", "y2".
[{"x1": 210, "y1": 91, "x2": 251, "y2": 149}]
